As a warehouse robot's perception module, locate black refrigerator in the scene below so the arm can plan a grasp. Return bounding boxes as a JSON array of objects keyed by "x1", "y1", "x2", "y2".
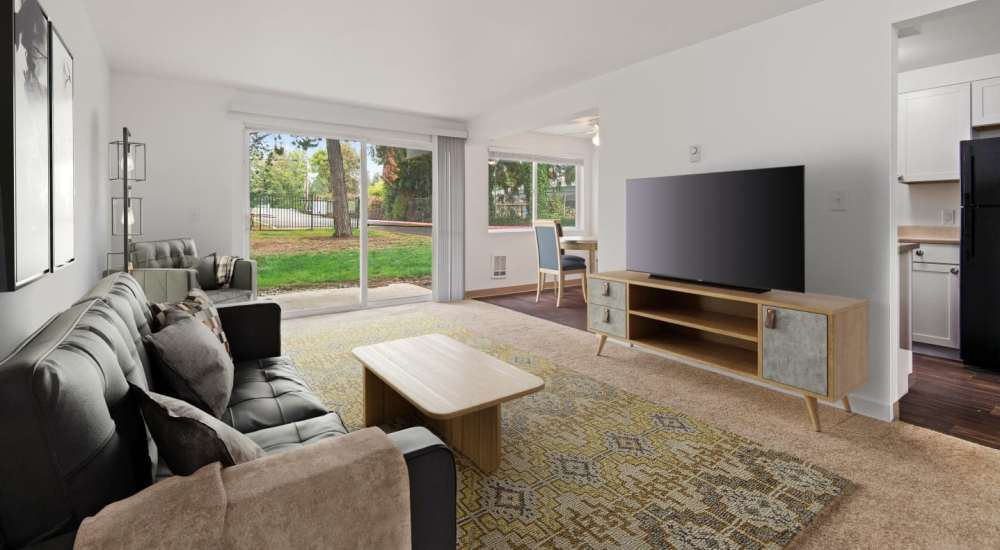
[{"x1": 961, "y1": 138, "x2": 1000, "y2": 368}]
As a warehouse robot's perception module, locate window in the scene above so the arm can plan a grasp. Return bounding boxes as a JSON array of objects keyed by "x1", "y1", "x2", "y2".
[{"x1": 488, "y1": 154, "x2": 581, "y2": 230}]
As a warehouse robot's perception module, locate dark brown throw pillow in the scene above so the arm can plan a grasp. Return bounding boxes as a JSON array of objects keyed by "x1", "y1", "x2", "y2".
[
  {"x1": 197, "y1": 253, "x2": 220, "y2": 291},
  {"x1": 144, "y1": 313, "x2": 234, "y2": 418},
  {"x1": 152, "y1": 288, "x2": 230, "y2": 355},
  {"x1": 131, "y1": 385, "x2": 263, "y2": 475}
]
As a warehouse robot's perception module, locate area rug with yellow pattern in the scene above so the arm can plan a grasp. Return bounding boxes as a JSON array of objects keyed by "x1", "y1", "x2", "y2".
[{"x1": 284, "y1": 310, "x2": 850, "y2": 549}]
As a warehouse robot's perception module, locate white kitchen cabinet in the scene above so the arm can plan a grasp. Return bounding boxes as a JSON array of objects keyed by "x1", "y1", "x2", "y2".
[
  {"x1": 898, "y1": 83, "x2": 971, "y2": 183},
  {"x1": 972, "y1": 77, "x2": 1000, "y2": 127},
  {"x1": 912, "y1": 258, "x2": 960, "y2": 349}
]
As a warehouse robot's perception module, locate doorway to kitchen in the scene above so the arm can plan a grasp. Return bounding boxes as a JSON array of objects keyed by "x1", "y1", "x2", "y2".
[
  {"x1": 892, "y1": 0, "x2": 1000, "y2": 449},
  {"x1": 247, "y1": 129, "x2": 433, "y2": 317}
]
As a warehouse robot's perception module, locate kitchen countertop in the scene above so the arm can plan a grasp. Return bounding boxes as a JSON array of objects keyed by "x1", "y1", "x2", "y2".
[{"x1": 898, "y1": 225, "x2": 960, "y2": 245}]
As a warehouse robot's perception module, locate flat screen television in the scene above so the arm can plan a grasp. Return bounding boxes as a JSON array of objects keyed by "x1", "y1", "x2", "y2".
[{"x1": 626, "y1": 166, "x2": 804, "y2": 292}]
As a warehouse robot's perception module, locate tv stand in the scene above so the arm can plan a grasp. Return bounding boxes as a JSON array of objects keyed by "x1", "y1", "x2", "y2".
[
  {"x1": 646, "y1": 274, "x2": 771, "y2": 294},
  {"x1": 588, "y1": 271, "x2": 868, "y2": 431}
]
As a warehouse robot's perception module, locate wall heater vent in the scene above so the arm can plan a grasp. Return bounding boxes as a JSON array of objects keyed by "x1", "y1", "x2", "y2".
[{"x1": 491, "y1": 255, "x2": 507, "y2": 279}]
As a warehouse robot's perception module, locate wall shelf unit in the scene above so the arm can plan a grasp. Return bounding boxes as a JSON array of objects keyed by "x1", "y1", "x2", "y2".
[{"x1": 588, "y1": 271, "x2": 869, "y2": 431}]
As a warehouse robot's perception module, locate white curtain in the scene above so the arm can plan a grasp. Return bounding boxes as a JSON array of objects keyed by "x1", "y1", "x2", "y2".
[{"x1": 433, "y1": 136, "x2": 466, "y2": 301}]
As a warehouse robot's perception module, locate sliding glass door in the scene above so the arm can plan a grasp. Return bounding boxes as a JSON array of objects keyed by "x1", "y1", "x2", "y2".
[
  {"x1": 247, "y1": 130, "x2": 432, "y2": 315},
  {"x1": 365, "y1": 145, "x2": 433, "y2": 305}
]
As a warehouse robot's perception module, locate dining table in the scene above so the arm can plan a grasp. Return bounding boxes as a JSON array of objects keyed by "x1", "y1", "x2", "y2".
[{"x1": 560, "y1": 236, "x2": 598, "y2": 273}]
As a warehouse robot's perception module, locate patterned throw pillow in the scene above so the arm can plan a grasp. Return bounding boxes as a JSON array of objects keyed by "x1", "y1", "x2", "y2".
[{"x1": 152, "y1": 289, "x2": 230, "y2": 355}]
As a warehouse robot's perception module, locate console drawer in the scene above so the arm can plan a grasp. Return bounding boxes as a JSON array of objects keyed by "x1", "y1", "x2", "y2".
[
  {"x1": 588, "y1": 304, "x2": 627, "y2": 338},
  {"x1": 588, "y1": 279, "x2": 626, "y2": 309}
]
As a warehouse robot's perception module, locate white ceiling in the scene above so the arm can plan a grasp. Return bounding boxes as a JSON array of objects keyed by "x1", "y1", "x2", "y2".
[
  {"x1": 84, "y1": 0, "x2": 822, "y2": 121},
  {"x1": 898, "y1": 0, "x2": 1000, "y2": 73},
  {"x1": 536, "y1": 116, "x2": 600, "y2": 139}
]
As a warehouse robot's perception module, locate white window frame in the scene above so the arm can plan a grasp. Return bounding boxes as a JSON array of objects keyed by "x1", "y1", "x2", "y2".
[{"x1": 487, "y1": 151, "x2": 583, "y2": 233}]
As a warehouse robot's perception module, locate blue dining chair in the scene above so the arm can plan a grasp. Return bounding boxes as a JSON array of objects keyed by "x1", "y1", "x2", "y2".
[{"x1": 533, "y1": 220, "x2": 588, "y2": 307}]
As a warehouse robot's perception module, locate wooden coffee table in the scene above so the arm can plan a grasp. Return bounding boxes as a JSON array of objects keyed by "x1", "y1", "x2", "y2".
[{"x1": 353, "y1": 334, "x2": 544, "y2": 473}]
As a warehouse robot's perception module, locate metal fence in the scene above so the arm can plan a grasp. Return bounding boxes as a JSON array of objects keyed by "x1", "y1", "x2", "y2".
[
  {"x1": 368, "y1": 197, "x2": 433, "y2": 223},
  {"x1": 251, "y1": 195, "x2": 361, "y2": 230}
]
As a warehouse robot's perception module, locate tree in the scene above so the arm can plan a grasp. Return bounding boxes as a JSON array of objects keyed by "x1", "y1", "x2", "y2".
[
  {"x1": 326, "y1": 139, "x2": 352, "y2": 237},
  {"x1": 291, "y1": 137, "x2": 320, "y2": 199},
  {"x1": 310, "y1": 145, "x2": 360, "y2": 199}
]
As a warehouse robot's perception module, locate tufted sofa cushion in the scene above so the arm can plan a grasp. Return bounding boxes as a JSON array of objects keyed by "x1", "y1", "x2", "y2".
[
  {"x1": 130, "y1": 238, "x2": 200, "y2": 269},
  {"x1": 246, "y1": 413, "x2": 349, "y2": 454},
  {"x1": 76, "y1": 272, "x2": 157, "y2": 385},
  {"x1": 222, "y1": 356, "x2": 328, "y2": 433},
  {"x1": 0, "y1": 300, "x2": 156, "y2": 548}
]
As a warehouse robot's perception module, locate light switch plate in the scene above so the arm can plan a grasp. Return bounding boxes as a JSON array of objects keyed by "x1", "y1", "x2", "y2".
[
  {"x1": 688, "y1": 145, "x2": 701, "y2": 163},
  {"x1": 941, "y1": 208, "x2": 956, "y2": 225},
  {"x1": 829, "y1": 190, "x2": 847, "y2": 212}
]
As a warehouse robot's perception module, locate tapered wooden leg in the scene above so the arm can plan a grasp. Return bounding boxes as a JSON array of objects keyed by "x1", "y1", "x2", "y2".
[
  {"x1": 596, "y1": 334, "x2": 607, "y2": 356},
  {"x1": 581, "y1": 270, "x2": 588, "y2": 303},
  {"x1": 841, "y1": 396, "x2": 852, "y2": 414},
  {"x1": 535, "y1": 272, "x2": 543, "y2": 303},
  {"x1": 803, "y1": 396, "x2": 821, "y2": 432},
  {"x1": 556, "y1": 273, "x2": 564, "y2": 308}
]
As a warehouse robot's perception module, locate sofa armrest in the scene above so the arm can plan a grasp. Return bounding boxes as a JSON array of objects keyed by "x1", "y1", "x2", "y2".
[
  {"x1": 230, "y1": 259, "x2": 257, "y2": 299},
  {"x1": 387, "y1": 427, "x2": 457, "y2": 550},
  {"x1": 217, "y1": 301, "x2": 281, "y2": 362},
  {"x1": 130, "y1": 268, "x2": 197, "y2": 304},
  {"x1": 74, "y1": 429, "x2": 412, "y2": 550},
  {"x1": 221, "y1": 428, "x2": 410, "y2": 549}
]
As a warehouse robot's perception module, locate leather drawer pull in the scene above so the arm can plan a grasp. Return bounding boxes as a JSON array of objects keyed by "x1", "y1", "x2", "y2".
[
  {"x1": 602, "y1": 308, "x2": 611, "y2": 323},
  {"x1": 764, "y1": 308, "x2": 777, "y2": 329},
  {"x1": 601, "y1": 282, "x2": 611, "y2": 296}
]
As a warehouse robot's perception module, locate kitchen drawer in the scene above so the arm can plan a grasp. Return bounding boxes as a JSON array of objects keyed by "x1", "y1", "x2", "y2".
[
  {"x1": 912, "y1": 244, "x2": 959, "y2": 265},
  {"x1": 588, "y1": 304, "x2": 627, "y2": 338},
  {"x1": 761, "y1": 306, "x2": 829, "y2": 396},
  {"x1": 588, "y1": 278, "x2": 626, "y2": 309}
]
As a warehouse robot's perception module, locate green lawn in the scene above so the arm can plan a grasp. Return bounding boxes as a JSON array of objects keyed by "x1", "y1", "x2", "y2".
[{"x1": 255, "y1": 245, "x2": 431, "y2": 290}]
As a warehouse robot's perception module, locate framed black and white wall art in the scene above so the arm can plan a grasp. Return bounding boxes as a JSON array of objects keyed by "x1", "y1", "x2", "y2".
[
  {"x1": 50, "y1": 25, "x2": 73, "y2": 270},
  {"x1": 1, "y1": 0, "x2": 51, "y2": 291}
]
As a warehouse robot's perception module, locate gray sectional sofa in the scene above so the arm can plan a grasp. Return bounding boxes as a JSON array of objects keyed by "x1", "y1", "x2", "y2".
[{"x1": 0, "y1": 273, "x2": 456, "y2": 549}]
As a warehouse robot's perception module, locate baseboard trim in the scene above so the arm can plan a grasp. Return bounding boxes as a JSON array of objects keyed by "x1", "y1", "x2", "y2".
[{"x1": 465, "y1": 279, "x2": 582, "y2": 300}]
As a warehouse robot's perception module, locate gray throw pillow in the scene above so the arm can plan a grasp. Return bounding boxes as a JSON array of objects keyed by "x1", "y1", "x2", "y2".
[
  {"x1": 131, "y1": 385, "x2": 263, "y2": 475},
  {"x1": 144, "y1": 313, "x2": 234, "y2": 418},
  {"x1": 197, "y1": 253, "x2": 219, "y2": 291}
]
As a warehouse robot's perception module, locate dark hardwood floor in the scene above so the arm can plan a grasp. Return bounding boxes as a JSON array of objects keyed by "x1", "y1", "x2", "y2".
[
  {"x1": 476, "y1": 288, "x2": 588, "y2": 331},
  {"x1": 480, "y1": 290, "x2": 1000, "y2": 450},
  {"x1": 899, "y1": 354, "x2": 1000, "y2": 450}
]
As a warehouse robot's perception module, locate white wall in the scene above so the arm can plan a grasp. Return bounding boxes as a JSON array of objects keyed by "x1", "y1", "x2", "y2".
[
  {"x1": 0, "y1": 0, "x2": 110, "y2": 357},
  {"x1": 110, "y1": 74, "x2": 466, "y2": 260},
  {"x1": 896, "y1": 52, "x2": 1000, "y2": 226},
  {"x1": 469, "y1": 0, "x2": 976, "y2": 420},
  {"x1": 465, "y1": 132, "x2": 596, "y2": 292}
]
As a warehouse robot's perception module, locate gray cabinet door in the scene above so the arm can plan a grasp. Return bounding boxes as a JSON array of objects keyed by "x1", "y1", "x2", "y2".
[{"x1": 762, "y1": 307, "x2": 829, "y2": 396}]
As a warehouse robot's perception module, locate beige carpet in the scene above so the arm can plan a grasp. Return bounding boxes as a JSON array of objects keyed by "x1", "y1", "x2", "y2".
[{"x1": 284, "y1": 300, "x2": 1000, "y2": 549}]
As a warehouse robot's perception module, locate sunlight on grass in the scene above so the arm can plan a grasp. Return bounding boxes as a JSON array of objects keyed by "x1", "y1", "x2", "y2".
[{"x1": 256, "y1": 246, "x2": 431, "y2": 290}]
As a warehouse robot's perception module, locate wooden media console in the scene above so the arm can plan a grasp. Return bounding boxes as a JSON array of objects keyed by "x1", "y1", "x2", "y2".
[{"x1": 587, "y1": 271, "x2": 869, "y2": 431}]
